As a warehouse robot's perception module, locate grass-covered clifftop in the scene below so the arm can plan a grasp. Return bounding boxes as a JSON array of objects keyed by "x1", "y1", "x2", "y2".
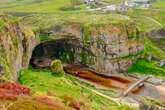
[{"x1": 21, "y1": 12, "x2": 132, "y2": 32}]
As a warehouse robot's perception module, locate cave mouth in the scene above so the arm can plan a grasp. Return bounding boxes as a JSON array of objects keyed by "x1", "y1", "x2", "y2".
[{"x1": 30, "y1": 37, "x2": 95, "y2": 68}]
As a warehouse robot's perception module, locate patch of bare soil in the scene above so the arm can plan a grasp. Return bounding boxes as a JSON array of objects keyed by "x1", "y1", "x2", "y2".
[
  {"x1": 64, "y1": 64, "x2": 165, "y2": 107},
  {"x1": 64, "y1": 64, "x2": 141, "y2": 92}
]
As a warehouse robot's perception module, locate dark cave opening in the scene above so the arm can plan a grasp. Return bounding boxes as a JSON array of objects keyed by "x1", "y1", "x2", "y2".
[{"x1": 30, "y1": 37, "x2": 95, "y2": 68}]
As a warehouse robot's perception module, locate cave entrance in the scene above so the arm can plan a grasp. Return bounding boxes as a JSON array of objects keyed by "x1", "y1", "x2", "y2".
[{"x1": 30, "y1": 37, "x2": 95, "y2": 68}]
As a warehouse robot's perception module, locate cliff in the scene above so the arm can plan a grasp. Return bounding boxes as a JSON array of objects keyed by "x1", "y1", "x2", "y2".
[
  {"x1": 0, "y1": 14, "x2": 38, "y2": 81},
  {"x1": 50, "y1": 23, "x2": 143, "y2": 74},
  {"x1": 28, "y1": 13, "x2": 144, "y2": 75}
]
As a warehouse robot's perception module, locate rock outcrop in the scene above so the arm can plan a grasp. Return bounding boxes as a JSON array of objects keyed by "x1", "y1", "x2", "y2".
[
  {"x1": 149, "y1": 28, "x2": 165, "y2": 38},
  {"x1": 32, "y1": 22, "x2": 143, "y2": 75},
  {"x1": 0, "y1": 14, "x2": 38, "y2": 81}
]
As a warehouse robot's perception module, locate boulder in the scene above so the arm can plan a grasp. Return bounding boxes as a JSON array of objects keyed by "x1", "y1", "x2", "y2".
[{"x1": 50, "y1": 59, "x2": 65, "y2": 76}]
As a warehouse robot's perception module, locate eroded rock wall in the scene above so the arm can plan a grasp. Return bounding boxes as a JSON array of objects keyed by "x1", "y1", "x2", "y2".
[
  {"x1": 0, "y1": 15, "x2": 38, "y2": 80},
  {"x1": 40, "y1": 22, "x2": 144, "y2": 75}
]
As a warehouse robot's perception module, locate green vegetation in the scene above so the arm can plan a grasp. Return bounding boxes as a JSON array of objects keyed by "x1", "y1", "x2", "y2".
[
  {"x1": 127, "y1": 9, "x2": 164, "y2": 32},
  {"x1": 0, "y1": 0, "x2": 164, "y2": 33},
  {"x1": 124, "y1": 0, "x2": 165, "y2": 32},
  {"x1": 128, "y1": 37, "x2": 165, "y2": 77},
  {"x1": 21, "y1": 12, "x2": 131, "y2": 31},
  {"x1": 19, "y1": 69, "x2": 136, "y2": 110},
  {"x1": 0, "y1": 14, "x2": 17, "y2": 28},
  {"x1": 0, "y1": 0, "x2": 164, "y2": 109},
  {"x1": 102, "y1": 0, "x2": 122, "y2": 4},
  {"x1": 153, "y1": 0, "x2": 165, "y2": 8},
  {"x1": 0, "y1": 0, "x2": 86, "y2": 12},
  {"x1": 128, "y1": 58, "x2": 165, "y2": 77}
]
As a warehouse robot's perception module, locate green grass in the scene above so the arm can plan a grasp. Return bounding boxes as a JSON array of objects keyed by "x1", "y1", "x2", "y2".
[
  {"x1": 0, "y1": 14, "x2": 17, "y2": 28},
  {"x1": 102, "y1": 0, "x2": 122, "y2": 4},
  {"x1": 19, "y1": 69, "x2": 82, "y2": 97},
  {"x1": 21, "y1": 12, "x2": 131, "y2": 31},
  {"x1": 128, "y1": 58, "x2": 165, "y2": 77},
  {"x1": 126, "y1": 9, "x2": 164, "y2": 32},
  {"x1": 0, "y1": 0, "x2": 86, "y2": 13},
  {"x1": 153, "y1": 0, "x2": 165, "y2": 8},
  {"x1": 19, "y1": 69, "x2": 136, "y2": 110},
  {"x1": 128, "y1": 37, "x2": 165, "y2": 77},
  {"x1": 126, "y1": 0, "x2": 165, "y2": 32}
]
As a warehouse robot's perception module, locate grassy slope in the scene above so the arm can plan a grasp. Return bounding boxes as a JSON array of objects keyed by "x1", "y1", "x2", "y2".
[
  {"x1": 0, "y1": 0, "x2": 86, "y2": 12},
  {"x1": 0, "y1": 0, "x2": 123, "y2": 12},
  {"x1": 153, "y1": 0, "x2": 165, "y2": 8},
  {"x1": 126, "y1": 0, "x2": 165, "y2": 32},
  {"x1": 0, "y1": 0, "x2": 163, "y2": 33},
  {"x1": 128, "y1": 58, "x2": 165, "y2": 77},
  {"x1": 19, "y1": 69, "x2": 135, "y2": 110},
  {"x1": 126, "y1": 9, "x2": 164, "y2": 32},
  {"x1": 102, "y1": 0, "x2": 121, "y2": 4},
  {"x1": 21, "y1": 12, "x2": 131, "y2": 31}
]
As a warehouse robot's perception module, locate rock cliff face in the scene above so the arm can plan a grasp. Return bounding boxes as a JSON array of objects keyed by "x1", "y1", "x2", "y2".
[
  {"x1": 0, "y1": 15, "x2": 38, "y2": 80},
  {"x1": 32, "y1": 22, "x2": 144, "y2": 75}
]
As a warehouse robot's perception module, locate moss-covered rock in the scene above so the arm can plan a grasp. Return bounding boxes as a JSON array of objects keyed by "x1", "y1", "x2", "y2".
[{"x1": 50, "y1": 59, "x2": 65, "y2": 76}]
